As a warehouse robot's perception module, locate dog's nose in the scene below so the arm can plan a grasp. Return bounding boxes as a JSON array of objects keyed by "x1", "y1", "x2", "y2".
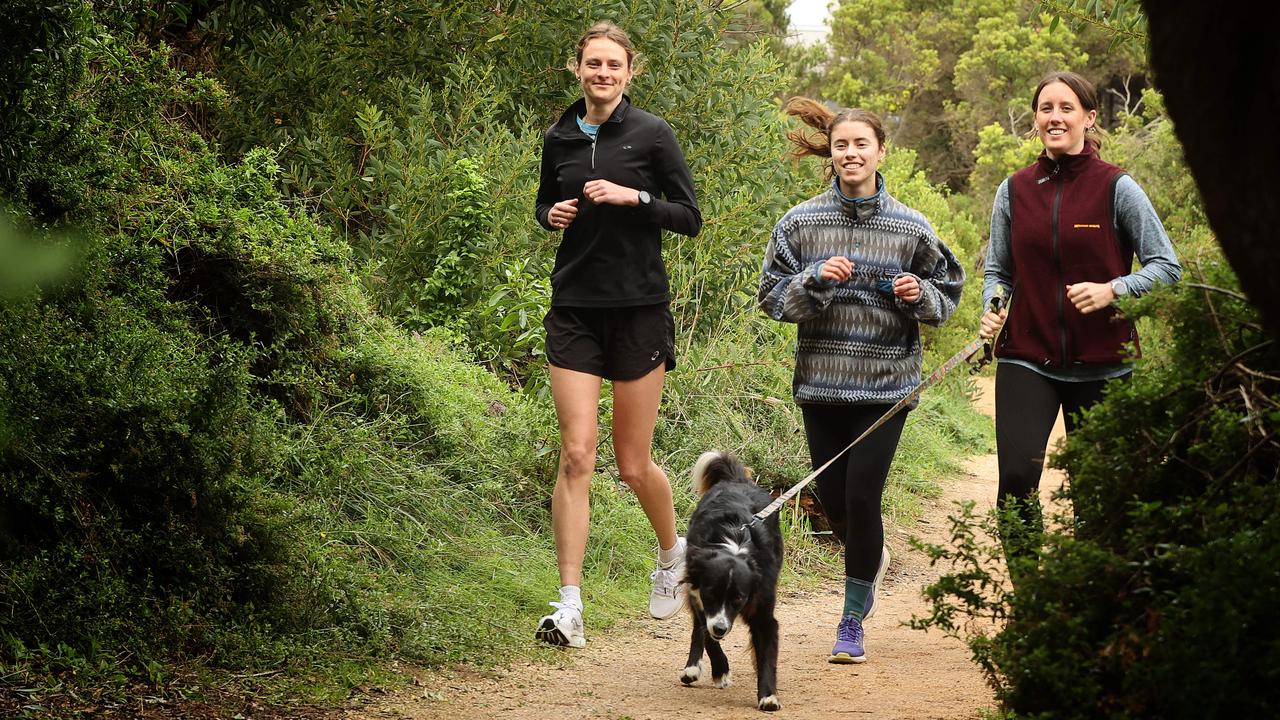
[{"x1": 709, "y1": 620, "x2": 730, "y2": 639}]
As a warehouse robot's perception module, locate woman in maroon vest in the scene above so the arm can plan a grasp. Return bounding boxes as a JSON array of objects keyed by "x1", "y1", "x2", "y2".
[{"x1": 979, "y1": 71, "x2": 1181, "y2": 566}]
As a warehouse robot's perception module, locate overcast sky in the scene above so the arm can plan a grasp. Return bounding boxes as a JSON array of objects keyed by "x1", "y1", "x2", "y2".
[{"x1": 788, "y1": 0, "x2": 832, "y2": 30}]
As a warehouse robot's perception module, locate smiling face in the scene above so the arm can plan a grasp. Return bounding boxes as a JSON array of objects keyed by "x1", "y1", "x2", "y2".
[
  {"x1": 575, "y1": 37, "x2": 631, "y2": 112},
  {"x1": 1034, "y1": 80, "x2": 1097, "y2": 159},
  {"x1": 831, "y1": 119, "x2": 885, "y2": 198}
]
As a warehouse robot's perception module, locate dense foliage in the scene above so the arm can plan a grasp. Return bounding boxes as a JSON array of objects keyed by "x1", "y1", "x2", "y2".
[
  {"x1": 0, "y1": 0, "x2": 575, "y2": 679},
  {"x1": 0, "y1": 0, "x2": 990, "y2": 712},
  {"x1": 17, "y1": 1, "x2": 1264, "y2": 717},
  {"x1": 790, "y1": 0, "x2": 1145, "y2": 190}
]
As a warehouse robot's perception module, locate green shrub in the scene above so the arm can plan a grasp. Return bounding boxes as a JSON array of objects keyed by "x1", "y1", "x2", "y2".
[
  {"x1": 0, "y1": 5, "x2": 571, "y2": 687},
  {"x1": 0, "y1": 2, "x2": 998, "y2": 710},
  {"x1": 913, "y1": 257, "x2": 1279, "y2": 719}
]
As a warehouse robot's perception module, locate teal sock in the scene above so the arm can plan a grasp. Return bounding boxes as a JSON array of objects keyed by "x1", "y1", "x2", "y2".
[{"x1": 843, "y1": 577, "x2": 873, "y2": 620}]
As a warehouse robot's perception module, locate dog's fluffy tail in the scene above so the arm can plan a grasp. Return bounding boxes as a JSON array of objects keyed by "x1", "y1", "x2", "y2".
[{"x1": 691, "y1": 451, "x2": 751, "y2": 495}]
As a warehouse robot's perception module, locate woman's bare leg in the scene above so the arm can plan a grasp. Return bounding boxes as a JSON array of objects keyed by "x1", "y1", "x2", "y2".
[
  {"x1": 611, "y1": 363, "x2": 677, "y2": 551},
  {"x1": 549, "y1": 365, "x2": 603, "y2": 586}
]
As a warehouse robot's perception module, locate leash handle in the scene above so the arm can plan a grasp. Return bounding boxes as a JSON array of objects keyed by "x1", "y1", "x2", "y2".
[{"x1": 971, "y1": 286, "x2": 1009, "y2": 375}]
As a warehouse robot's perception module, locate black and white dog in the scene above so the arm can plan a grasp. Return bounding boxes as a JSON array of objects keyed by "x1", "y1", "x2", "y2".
[{"x1": 680, "y1": 451, "x2": 783, "y2": 712}]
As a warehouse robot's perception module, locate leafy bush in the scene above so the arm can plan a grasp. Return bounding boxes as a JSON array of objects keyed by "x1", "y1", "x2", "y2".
[
  {"x1": 0, "y1": 4, "x2": 607, "y2": 691},
  {"x1": 0, "y1": 1, "x2": 998, "y2": 712}
]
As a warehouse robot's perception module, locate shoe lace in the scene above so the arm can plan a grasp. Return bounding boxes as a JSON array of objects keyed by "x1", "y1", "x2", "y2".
[
  {"x1": 548, "y1": 601, "x2": 582, "y2": 628},
  {"x1": 548, "y1": 600, "x2": 579, "y2": 616},
  {"x1": 837, "y1": 615, "x2": 863, "y2": 643},
  {"x1": 649, "y1": 567, "x2": 678, "y2": 598}
]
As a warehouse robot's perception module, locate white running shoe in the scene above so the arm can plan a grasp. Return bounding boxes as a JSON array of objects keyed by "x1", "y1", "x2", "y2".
[
  {"x1": 864, "y1": 545, "x2": 891, "y2": 621},
  {"x1": 535, "y1": 601, "x2": 586, "y2": 648},
  {"x1": 649, "y1": 542, "x2": 688, "y2": 620}
]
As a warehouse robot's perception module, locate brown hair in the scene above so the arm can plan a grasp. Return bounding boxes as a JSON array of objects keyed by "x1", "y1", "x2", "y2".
[
  {"x1": 1031, "y1": 71, "x2": 1106, "y2": 151},
  {"x1": 568, "y1": 22, "x2": 642, "y2": 73},
  {"x1": 784, "y1": 97, "x2": 886, "y2": 178}
]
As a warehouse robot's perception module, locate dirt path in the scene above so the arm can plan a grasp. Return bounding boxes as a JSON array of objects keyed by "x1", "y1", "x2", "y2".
[{"x1": 348, "y1": 379, "x2": 1065, "y2": 719}]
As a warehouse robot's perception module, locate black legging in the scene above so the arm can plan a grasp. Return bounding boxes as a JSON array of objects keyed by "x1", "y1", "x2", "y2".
[
  {"x1": 801, "y1": 403, "x2": 908, "y2": 582},
  {"x1": 995, "y1": 362, "x2": 1127, "y2": 554}
]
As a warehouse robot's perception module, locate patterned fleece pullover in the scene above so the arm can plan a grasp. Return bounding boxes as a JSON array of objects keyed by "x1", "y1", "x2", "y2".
[{"x1": 758, "y1": 174, "x2": 966, "y2": 405}]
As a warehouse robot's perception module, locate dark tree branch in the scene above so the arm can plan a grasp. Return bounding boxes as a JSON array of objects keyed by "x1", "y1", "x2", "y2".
[{"x1": 1143, "y1": 1, "x2": 1280, "y2": 341}]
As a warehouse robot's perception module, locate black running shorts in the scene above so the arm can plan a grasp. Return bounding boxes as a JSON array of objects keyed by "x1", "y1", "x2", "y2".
[{"x1": 543, "y1": 303, "x2": 676, "y2": 381}]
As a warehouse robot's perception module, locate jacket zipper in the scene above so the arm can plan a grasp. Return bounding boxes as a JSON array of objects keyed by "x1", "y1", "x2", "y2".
[
  {"x1": 590, "y1": 118, "x2": 601, "y2": 170},
  {"x1": 1050, "y1": 166, "x2": 1067, "y2": 367}
]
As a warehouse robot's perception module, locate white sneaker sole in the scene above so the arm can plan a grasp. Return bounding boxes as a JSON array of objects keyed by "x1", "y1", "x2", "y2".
[{"x1": 535, "y1": 616, "x2": 586, "y2": 648}]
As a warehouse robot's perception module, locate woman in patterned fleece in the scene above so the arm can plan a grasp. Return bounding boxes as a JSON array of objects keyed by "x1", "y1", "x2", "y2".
[{"x1": 759, "y1": 98, "x2": 965, "y2": 664}]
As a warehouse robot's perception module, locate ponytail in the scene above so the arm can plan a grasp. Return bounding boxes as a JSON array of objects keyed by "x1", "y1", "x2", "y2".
[
  {"x1": 783, "y1": 97, "x2": 888, "y2": 179},
  {"x1": 784, "y1": 96, "x2": 837, "y2": 159}
]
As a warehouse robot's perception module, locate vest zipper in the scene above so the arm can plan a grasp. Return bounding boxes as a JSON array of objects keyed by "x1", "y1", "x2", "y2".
[{"x1": 1050, "y1": 168, "x2": 1068, "y2": 367}]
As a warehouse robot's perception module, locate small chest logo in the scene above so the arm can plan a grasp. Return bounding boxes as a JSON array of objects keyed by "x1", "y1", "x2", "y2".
[
  {"x1": 622, "y1": 144, "x2": 633, "y2": 150},
  {"x1": 1073, "y1": 223, "x2": 1102, "y2": 229}
]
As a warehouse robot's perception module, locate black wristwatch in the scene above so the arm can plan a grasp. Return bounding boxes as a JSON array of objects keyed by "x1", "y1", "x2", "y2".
[{"x1": 637, "y1": 190, "x2": 652, "y2": 207}]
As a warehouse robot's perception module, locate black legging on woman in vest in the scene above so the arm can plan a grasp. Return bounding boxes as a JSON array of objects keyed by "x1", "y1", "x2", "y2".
[{"x1": 994, "y1": 362, "x2": 1129, "y2": 561}]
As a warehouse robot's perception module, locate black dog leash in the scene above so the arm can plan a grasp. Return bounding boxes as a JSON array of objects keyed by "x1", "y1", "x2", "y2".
[{"x1": 742, "y1": 289, "x2": 1008, "y2": 530}]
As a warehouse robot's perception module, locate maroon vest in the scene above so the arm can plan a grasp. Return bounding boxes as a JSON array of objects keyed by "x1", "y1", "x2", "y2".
[{"x1": 997, "y1": 145, "x2": 1139, "y2": 367}]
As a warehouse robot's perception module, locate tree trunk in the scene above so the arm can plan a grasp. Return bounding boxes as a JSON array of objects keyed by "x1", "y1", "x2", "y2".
[{"x1": 1142, "y1": 1, "x2": 1280, "y2": 339}]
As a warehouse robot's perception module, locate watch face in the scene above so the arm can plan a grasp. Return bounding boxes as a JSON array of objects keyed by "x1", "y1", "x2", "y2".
[{"x1": 639, "y1": 190, "x2": 651, "y2": 205}]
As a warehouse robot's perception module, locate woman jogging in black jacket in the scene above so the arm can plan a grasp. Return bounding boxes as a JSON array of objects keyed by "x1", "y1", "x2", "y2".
[{"x1": 533, "y1": 21, "x2": 702, "y2": 649}]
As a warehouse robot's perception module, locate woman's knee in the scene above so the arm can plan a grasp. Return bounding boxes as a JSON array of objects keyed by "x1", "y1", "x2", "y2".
[
  {"x1": 997, "y1": 464, "x2": 1042, "y2": 502},
  {"x1": 558, "y1": 441, "x2": 597, "y2": 480},
  {"x1": 845, "y1": 483, "x2": 884, "y2": 513},
  {"x1": 616, "y1": 457, "x2": 659, "y2": 490}
]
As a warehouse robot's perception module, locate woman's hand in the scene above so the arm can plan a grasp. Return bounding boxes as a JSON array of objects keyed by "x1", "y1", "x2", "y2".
[
  {"x1": 819, "y1": 255, "x2": 853, "y2": 283},
  {"x1": 548, "y1": 198, "x2": 579, "y2": 230},
  {"x1": 1065, "y1": 282, "x2": 1116, "y2": 315},
  {"x1": 893, "y1": 274, "x2": 921, "y2": 303},
  {"x1": 979, "y1": 308, "x2": 1007, "y2": 339},
  {"x1": 583, "y1": 179, "x2": 638, "y2": 206}
]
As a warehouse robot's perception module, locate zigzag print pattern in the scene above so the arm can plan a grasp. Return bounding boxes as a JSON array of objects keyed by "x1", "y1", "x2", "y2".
[{"x1": 758, "y1": 185, "x2": 966, "y2": 406}]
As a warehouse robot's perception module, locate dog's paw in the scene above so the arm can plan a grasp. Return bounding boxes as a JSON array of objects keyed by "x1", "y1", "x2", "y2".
[
  {"x1": 680, "y1": 664, "x2": 700, "y2": 685},
  {"x1": 758, "y1": 694, "x2": 781, "y2": 712},
  {"x1": 713, "y1": 670, "x2": 732, "y2": 689}
]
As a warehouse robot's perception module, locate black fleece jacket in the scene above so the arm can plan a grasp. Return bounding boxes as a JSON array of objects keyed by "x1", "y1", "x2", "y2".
[{"x1": 535, "y1": 96, "x2": 701, "y2": 307}]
